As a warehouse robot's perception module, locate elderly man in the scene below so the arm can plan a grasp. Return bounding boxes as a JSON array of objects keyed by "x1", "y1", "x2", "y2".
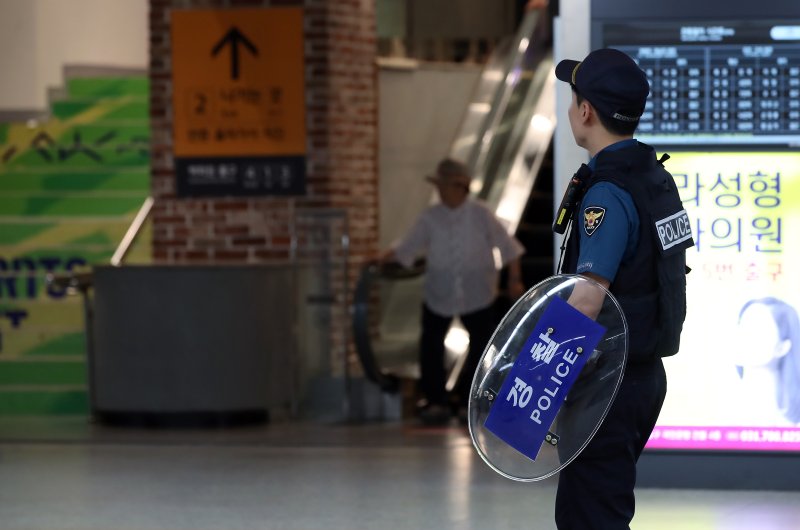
[{"x1": 383, "y1": 158, "x2": 525, "y2": 424}]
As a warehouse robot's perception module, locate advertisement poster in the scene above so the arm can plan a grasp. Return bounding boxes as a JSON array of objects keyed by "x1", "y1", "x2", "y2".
[{"x1": 649, "y1": 152, "x2": 800, "y2": 451}]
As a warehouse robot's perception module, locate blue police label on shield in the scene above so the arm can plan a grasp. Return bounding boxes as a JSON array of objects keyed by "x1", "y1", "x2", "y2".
[{"x1": 483, "y1": 296, "x2": 607, "y2": 461}]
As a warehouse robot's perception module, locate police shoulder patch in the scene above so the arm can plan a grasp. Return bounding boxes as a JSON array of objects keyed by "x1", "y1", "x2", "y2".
[
  {"x1": 654, "y1": 209, "x2": 693, "y2": 251},
  {"x1": 583, "y1": 206, "x2": 606, "y2": 236}
]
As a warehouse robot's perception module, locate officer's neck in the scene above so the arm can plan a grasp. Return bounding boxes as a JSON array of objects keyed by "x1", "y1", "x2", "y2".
[{"x1": 585, "y1": 131, "x2": 634, "y2": 158}]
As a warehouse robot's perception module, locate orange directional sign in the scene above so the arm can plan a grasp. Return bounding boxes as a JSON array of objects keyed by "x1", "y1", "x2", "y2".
[{"x1": 170, "y1": 8, "x2": 306, "y2": 196}]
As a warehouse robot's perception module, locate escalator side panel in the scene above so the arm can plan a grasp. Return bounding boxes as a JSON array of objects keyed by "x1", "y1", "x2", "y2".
[{"x1": 353, "y1": 10, "x2": 557, "y2": 396}]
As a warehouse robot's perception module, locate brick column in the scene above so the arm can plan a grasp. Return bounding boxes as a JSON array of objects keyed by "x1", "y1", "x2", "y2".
[{"x1": 149, "y1": 0, "x2": 378, "y2": 375}]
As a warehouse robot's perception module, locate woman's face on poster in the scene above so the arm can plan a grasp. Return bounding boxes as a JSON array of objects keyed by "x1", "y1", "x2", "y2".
[{"x1": 736, "y1": 303, "x2": 791, "y2": 369}]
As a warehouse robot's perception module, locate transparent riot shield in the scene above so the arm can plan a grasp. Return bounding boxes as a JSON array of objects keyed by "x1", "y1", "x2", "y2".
[{"x1": 469, "y1": 274, "x2": 627, "y2": 481}]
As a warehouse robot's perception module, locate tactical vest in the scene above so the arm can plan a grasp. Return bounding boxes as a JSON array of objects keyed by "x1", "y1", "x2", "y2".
[{"x1": 562, "y1": 142, "x2": 694, "y2": 362}]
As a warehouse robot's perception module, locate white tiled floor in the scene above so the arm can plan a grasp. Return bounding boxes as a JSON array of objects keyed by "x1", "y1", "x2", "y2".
[{"x1": 1, "y1": 417, "x2": 799, "y2": 530}]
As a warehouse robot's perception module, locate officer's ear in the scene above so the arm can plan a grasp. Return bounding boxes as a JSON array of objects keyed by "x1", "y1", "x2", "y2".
[{"x1": 579, "y1": 100, "x2": 595, "y2": 125}]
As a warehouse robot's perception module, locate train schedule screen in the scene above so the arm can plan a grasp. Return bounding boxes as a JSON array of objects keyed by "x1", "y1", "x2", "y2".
[{"x1": 602, "y1": 20, "x2": 800, "y2": 147}]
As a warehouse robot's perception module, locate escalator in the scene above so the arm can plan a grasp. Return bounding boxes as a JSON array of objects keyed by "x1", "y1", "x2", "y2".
[{"x1": 353, "y1": 10, "x2": 558, "y2": 397}]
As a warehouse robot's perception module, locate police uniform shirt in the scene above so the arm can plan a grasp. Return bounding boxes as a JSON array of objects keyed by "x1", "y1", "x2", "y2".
[{"x1": 576, "y1": 139, "x2": 640, "y2": 282}]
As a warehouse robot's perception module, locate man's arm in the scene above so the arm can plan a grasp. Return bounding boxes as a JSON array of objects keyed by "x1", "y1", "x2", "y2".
[
  {"x1": 567, "y1": 272, "x2": 610, "y2": 320},
  {"x1": 507, "y1": 257, "x2": 526, "y2": 299},
  {"x1": 378, "y1": 248, "x2": 397, "y2": 264},
  {"x1": 566, "y1": 182, "x2": 636, "y2": 319},
  {"x1": 381, "y1": 212, "x2": 430, "y2": 268}
]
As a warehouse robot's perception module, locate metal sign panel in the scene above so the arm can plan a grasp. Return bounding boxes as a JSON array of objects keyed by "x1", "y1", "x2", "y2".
[{"x1": 171, "y1": 8, "x2": 306, "y2": 196}]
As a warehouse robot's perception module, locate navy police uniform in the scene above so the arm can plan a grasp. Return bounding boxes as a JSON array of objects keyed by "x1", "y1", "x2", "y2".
[{"x1": 556, "y1": 140, "x2": 693, "y2": 529}]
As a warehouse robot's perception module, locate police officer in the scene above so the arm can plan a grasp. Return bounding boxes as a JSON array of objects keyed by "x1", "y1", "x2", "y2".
[{"x1": 553, "y1": 48, "x2": 693, "y2": 529}]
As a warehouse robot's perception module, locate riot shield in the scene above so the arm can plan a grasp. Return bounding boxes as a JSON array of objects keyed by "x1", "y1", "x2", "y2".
[{"x1": 469, "y1": 274, "x2": 627, "y2": 481}]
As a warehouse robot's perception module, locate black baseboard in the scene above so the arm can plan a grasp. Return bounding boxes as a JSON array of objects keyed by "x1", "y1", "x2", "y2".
[
  {"x1": 92, "y1": 409, "x2": 269, "y2": 429},
  {"x1": 638, "y1": 450, "x2": 800, "y2": 491}
]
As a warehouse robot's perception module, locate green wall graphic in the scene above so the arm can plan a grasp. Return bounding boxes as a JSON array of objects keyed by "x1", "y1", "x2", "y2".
[{"x1": 0, "y1": 75, "x2": 151, "y2": 415}]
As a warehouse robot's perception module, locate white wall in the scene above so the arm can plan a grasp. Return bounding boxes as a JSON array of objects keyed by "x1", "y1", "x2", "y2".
[
  {"x1": 379, "y1": 62, "x2": 482, "y2": 248},
  {"x1": 552, "y1": 0, "x2": 591, "y2": 258},
  {"x1": 0, "y1": 0, "x2": 148, "y2": 110}
]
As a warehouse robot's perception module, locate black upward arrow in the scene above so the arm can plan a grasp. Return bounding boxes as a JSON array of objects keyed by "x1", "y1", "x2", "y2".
[{"x1": 211, "y1": 26, "x2": 258, "y2": 80}]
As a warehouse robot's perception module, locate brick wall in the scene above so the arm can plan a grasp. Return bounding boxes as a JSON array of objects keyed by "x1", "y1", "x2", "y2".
[{"x1": 149, "y1": 0, "x2": 378, "y2": 375}]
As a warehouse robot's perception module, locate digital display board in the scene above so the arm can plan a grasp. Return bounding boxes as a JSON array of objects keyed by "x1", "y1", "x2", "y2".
[
  {"x1": 596, "y1": 17, "x2": 800, "y2": 452},
  {"x1": 599, "y1": 20, "x2": 800, "y2": 147}
]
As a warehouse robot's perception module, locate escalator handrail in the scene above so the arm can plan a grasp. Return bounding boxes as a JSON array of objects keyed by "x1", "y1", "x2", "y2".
[{"x1": 351, "y1": 260, "x2": 425, "y2": 393}]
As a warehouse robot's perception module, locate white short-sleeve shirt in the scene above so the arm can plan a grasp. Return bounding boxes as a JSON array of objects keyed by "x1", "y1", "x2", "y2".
[{"x1": 392, "y1": 199, "x2": 525, "y2": 317}]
